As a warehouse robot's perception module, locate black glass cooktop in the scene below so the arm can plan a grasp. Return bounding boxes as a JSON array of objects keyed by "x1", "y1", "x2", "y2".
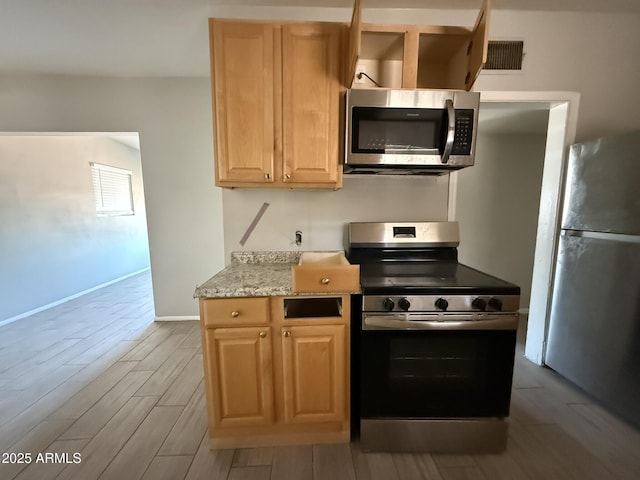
[{"x1": 358, "y1": 261, "x2": 520, "y2": 295}]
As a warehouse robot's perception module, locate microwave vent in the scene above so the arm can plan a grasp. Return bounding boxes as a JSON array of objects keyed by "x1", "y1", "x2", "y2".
[{"x1": 485, "y1": 40, "x2": 524, "y2": 70}]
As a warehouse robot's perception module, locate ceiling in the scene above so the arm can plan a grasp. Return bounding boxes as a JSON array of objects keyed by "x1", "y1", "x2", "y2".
[
  {"x1": 1, "y1": 0, "x2": 639, "y2": 78},
  {"x1": 0, "y1": 0, "x2": 631, "y2": 136},
  {"x1": 111, "y1": 134, "x2": 141, "y2": 151},
  {"x1": 215, "y1": 0, "x2": 640, "y2": 9}
]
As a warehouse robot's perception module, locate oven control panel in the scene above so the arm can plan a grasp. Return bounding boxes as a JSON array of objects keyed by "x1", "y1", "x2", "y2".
[{"x1": 363, "y1": 295, "x2": 520, "y2": 313}]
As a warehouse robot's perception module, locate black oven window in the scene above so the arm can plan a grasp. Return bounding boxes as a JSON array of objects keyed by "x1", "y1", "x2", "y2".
[
  {"x1": 360, "y1": 330, "x2": 516, "y2": 418},
  {"x1": 388, "y1": 336, "x2": 487, "y2": 391}
]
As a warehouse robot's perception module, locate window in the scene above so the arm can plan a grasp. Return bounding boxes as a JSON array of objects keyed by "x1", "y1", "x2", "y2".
[{"x1": 90, "y1": 163, "x2": 134, "y2": 216}]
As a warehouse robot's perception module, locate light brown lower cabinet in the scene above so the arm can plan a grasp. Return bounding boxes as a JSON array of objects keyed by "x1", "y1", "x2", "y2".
[
  {"x1": 199, "y1": 295, "x2": 350, "y2": 449},
  {"x1": 203, "y1": 326, "x2": 274, "y2": 429},
  {"x1": 282, "y1": 324, "x2": 345, "y2": 424}
]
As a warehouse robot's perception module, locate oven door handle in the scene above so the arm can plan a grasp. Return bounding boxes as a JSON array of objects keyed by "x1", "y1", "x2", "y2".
[{"x1": 362, "y1": 314, "x2": 518, "y2": 331}]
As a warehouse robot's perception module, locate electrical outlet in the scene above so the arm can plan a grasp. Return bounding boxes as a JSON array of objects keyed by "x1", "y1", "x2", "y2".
[{"x1": 355, "y1": 63, "x2": 366, "y2": 84}]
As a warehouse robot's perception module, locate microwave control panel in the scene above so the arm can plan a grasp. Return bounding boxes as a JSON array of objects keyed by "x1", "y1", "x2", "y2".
[{"x1": 451, "y1": 110, "x2": 475, "y2": 155}]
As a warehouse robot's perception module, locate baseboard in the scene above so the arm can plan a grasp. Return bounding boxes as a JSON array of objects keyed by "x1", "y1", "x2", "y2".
[
  {"x1": 0, "y1": 267, "x2": 150, "y2": 328},
  {"x1": 154, "y1": 315, "x2": 199, "y2": 322},
  {"x1": 518, "y1": 308, "x2": 530, "y2": 314}
]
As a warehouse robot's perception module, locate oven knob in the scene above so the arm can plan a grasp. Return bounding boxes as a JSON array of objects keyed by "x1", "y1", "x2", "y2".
[
  {"x1": 435, "y1": 298, "x2": 449, "y2": 311},
  {"x1": 472, "y1": 297, "x2": 487, "y2": 311},
  {"x1": 382, "y1": 298, "x2": 395, "y2": 311},
  {"x1": 398, "y1": 297, "x2": 411, "y2": 311},
  {"x1": 488, "y1": 297, "x2": 503, "y2": 311}
]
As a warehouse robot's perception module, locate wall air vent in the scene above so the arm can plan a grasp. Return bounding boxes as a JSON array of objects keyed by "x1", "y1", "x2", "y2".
[{"x1": 485, "y1": 40, "x2": 524, "y2": 70}]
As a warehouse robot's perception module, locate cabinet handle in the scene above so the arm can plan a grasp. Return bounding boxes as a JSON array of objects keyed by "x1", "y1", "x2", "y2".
[
  {"x1": 231, "y1": 311, "x2": 239, "y2": 318},
  {"x1": 321, "y1": 278, "x2": 330, "y2": 285},
  {"x1": 259, "y1": 331, "x2": 268, "y2": 338},
  {"x1": 265, "y1": 173, "x2": 271, "y2": 180},
  {"x1": 282, "y1": 331, "x2": 291, "y2": 338},
  {"x1": 284, "y1": 173, "x2": 291, "y2": 180}
]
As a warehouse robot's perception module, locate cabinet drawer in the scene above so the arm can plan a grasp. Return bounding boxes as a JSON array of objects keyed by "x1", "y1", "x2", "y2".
[
  {"x1": 292, "y1": 252, "x2": 360, "y2": 294},
  {"x1": 202, "y1": 297, "x2": 270, "y2": 327},
  {"x1": 292, "y1": 266, "x2": 359, "y2": 293}
]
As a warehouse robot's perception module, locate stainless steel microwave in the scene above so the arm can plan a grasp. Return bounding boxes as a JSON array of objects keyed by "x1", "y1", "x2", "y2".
[{"x1": 344, "y1": 89, "x2": 480, "y2": 175}]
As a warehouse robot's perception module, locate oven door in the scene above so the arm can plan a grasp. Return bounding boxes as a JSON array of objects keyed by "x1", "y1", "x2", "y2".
[{"x1": 360, "y1": 313, "x2": 517, "y2": 419}]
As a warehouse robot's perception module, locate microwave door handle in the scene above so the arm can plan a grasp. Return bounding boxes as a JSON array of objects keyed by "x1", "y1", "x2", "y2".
[{"x1": 441, "y1": 99, "x2": 455, "y2": 164}]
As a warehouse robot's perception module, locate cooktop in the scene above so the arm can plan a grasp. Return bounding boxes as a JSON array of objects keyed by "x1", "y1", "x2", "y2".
[{"x1": 358, "y1": 261, "x2": 520, "y2": 295}]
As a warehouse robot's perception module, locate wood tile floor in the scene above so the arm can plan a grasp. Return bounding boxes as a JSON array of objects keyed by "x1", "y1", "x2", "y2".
[{"x1": 1, "y1": 271, "x2": 639, "y2": 479}]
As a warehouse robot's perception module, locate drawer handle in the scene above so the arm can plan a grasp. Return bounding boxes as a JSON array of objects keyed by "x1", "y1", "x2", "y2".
[
  {"x1": 259, "y1": 331, "x2": 268, "y2": 338},
  {"x1": 283, "y1": 331, "x2": 291, "y2": 338},
  {"x1": 231, "y1": 311, "x2": 239, "y2": 318},
  {"x1": 321, "y1": 278, "x2": 330, "y2": 285}
]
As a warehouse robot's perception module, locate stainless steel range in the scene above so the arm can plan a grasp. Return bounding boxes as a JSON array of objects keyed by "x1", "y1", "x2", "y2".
[{"x1": 346, "y1": 221, "x2": 520, "y2": 453}]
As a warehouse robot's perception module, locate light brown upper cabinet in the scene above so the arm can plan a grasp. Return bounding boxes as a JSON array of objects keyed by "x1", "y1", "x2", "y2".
[
  {"x1": 347, "y1": 0, "x2": 490, "y2": 90},
  {"x1": 210, "y1": 19, "x2": 345, "y2": 189}
]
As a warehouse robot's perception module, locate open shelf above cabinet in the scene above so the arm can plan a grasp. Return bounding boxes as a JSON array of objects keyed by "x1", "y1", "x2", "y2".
[{"x1": 347, "y1": 0, "x2": 490, "y2": 91}]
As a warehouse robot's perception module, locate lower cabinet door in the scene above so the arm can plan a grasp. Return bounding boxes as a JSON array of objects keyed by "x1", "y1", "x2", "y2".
[
  {"x1": 205, "y1": 326, "x2": 274, "y2": 428},
  {"x1": 281, "y1": 324, "x2": 345, "y2": 424}
]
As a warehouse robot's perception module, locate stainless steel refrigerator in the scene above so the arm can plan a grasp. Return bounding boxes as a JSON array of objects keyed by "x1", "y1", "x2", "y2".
[{"x1": 546, "y1": 130, "x2": 640, "y2": 428}]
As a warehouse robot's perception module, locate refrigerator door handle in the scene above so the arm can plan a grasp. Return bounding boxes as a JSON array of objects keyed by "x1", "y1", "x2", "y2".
[{"x1": 562, "y1": 229, "x2": 640, "y2": 244}]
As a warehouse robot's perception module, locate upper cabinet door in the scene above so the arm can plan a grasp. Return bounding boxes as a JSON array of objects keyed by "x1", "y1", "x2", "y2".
[
  {"x1": 347, "y1": 0, "x2": 491, "y2": 91},
  {"x1": 281, "y1": 23, "x2": 344, "y2": 186},
  {"x1": 210, "y1": 20, "x2": 275, "y2": 185},
  {"x1": 465, "y1": 0, "x2": 491, "y2": 90},
  {"x1": 347, "y1": 0, "x2": 362, "y2": 88}
]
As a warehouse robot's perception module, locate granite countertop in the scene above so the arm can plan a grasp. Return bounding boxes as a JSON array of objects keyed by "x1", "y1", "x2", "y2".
[{"x1": 194, "y1": 251, "x2": 303, "y2": 298}]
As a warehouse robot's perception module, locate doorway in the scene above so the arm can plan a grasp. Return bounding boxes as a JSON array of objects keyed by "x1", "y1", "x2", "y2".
[
  {"x1": 448, "y1": 91, "x2": 580, "y2": 365},
  {"x1": 0, "y1": 132, "x2": 153, "y2": 327}
]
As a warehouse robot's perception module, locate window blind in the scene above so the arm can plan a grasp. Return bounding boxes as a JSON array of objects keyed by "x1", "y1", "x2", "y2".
[{"x1": 90, "y1": 163, "x2": 134, "y2": 216}]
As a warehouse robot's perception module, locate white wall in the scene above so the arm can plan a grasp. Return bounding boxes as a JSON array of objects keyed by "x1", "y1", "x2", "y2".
[
  {"x1": 0, "y1": 75, "x2": 224, "y2": 319},
  {"x1": 0, "y1": 135, "x2": 150, "y2": 323},
  {"x1": 0, "y1": 7, "x2": 639, "y2": 318},
  {"x1": 475, "y1": 10, "x2": 640, "y2": 142},
  {"x1": 208, "y1": 6, "x2": 640, "y2": 143},
  {"x1": 222, "y1": 175, "x2": 449, "y2": 258},
  {"x1": 455, "y1": 133, "x2": 547, "y2": 309},
  {"x1": 220, "y1": 7, "x2": 640, "y2": 262}
]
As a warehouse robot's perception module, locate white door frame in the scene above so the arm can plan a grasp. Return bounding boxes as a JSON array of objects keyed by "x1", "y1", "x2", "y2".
[{"x1": 448, "y1": 90, "x2": 581, "y2": 365}]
